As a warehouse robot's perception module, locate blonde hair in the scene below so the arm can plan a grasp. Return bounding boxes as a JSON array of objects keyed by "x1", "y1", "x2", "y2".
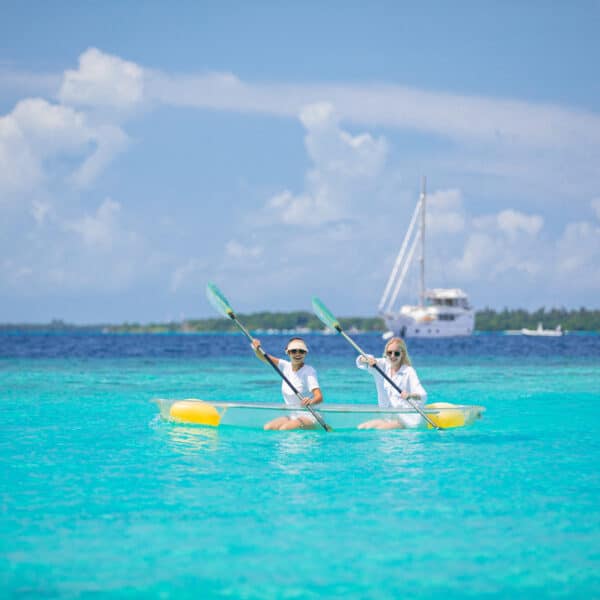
[{"x1": 383, "y1": 337, "x2": 412, "y2": 366}]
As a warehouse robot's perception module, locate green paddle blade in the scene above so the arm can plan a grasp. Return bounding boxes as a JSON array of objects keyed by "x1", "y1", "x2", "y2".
[
  {"x1": 206, "y1": 282, "x2": 235, "y2": 318},
  {"x1": 312, "y1": 297, "x2": 341, "y2": 331}
]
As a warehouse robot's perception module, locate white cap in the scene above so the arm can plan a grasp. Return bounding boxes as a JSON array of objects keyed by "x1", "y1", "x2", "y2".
[{"x1": 286, "y1": 338, "x2": 308, "y2": 353}]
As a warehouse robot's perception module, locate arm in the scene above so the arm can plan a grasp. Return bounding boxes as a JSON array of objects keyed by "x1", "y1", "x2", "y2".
[
  {"x1": 302, "y1": 368, "x2": 322, "y2": 406},
  {"x1": 400, "y1": 367, "x2": 427, "y2": 402},
  {"x1": 356, "y1": 354, "x2": 377, "y2": 369},
  {"x1": 303, "y1": 387, "x2": 323, "y2": 406},
  {"x1": 251, "y1": 339, "x2": 280, "y2": 365}
]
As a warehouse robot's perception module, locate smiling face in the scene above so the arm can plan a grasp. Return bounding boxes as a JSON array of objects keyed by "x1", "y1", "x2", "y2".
[
  {"x1": 384, "y1": 337, "x2": 410, "y2": 366},
  {"x1": 287, "y1": 347, "x2": 307, "y2": 364},
  {"x1": 385, "y1": 341, "x2": 404, "y2": 364},
  {"x1": 286, "y1": 338, "x2": 308, "y2": 365}
]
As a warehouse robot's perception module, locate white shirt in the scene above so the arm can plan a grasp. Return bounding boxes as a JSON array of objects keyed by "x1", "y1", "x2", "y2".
[
  {"x1": 356, "y1": 356, "x2": 427, "y2": 409},
  {"x1": 277, "y1": 359, "x2": 320, "y2": 407}
]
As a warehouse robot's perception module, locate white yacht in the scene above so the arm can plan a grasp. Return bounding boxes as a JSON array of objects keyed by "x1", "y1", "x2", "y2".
[{"x1": 378, "y1": 178, "x2": 475, "y2": 338}]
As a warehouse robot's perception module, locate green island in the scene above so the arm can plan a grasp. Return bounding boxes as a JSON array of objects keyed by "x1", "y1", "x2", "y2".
[{"x1": 1, "y1": 307, "x2": 599, "y2": 333}]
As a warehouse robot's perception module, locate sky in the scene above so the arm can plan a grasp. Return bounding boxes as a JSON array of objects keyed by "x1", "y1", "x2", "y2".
[{"x1": 1, "y1": 1, "x2": 599, "y2": 323}]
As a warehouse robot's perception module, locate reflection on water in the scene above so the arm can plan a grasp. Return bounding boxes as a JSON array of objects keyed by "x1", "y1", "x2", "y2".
[
  {"x1": 165, "y1": 423, "x2": 220, "y2": 455},
  {"x1": 373, "y1": 431, "x2": 427, "y2": 474},
  {"x1": 150, "y1": 409, "x2": 221, "y2": 456},
  {"x1": 270, "y1": 432, "x2": 323, "y2": 475}
]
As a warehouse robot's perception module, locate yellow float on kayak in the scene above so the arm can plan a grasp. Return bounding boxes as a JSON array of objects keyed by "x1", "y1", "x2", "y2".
[
  {"x1": 425, "y1": 402, "x2": 467, "y2": 429},
  {"x1": 168, "y1": 400, "x2": 221, "y2": 426},
  {"x1": 155, "y1": 398, "x2": 484, "y2": 431}
]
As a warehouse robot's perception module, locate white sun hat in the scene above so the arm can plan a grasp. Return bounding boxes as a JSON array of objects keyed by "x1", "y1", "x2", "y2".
[{"x1": 286, "y1": 338, "x2": 308, "y2": 353}]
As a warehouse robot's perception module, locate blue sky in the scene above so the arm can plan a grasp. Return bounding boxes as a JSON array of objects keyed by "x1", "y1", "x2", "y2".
[{"x1": 1, "y1": 1, "x2": 599, "y2": 323}]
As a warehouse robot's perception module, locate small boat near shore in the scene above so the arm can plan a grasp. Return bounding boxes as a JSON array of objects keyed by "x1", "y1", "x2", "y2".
[
  {"x1": 520, "y1": 323, "x2": 564, "y2": 337},
  {"x1": 154, "y1": 398, "x2": 485, "y2": 430}
]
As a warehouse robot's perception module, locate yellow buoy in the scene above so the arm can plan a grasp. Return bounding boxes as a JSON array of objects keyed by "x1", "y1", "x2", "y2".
[
  {"x1": 425, "y1": 402, "x2": 466, "y2": 429},
  {"x1": 169, "y1": 400, "x2": 221, "y2": 426}
]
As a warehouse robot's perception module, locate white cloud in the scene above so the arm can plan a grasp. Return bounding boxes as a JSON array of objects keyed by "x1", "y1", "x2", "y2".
[
  {"x1": 451, "y1": 207, "x2": 545, "y2": 280},
  {"x1": 69, "y1": 124, "x2": 128, "y2": 187},
  {"x1": 0, "y1": 109, "x2": 43, "y2": 195},
  {"x1": 64, "y1": 198, "x2": 122, "y2": 249},
  {"x1": 496, "y1": 209, "x2": 543, "y2": 237},
  {"x1": 453, "y1": 231, "x2": 499, "y2": 278},
  {"x1": 264, "y1": 102, "x2": 388, "y2": 226},
  {"x1": 145, "y1": 70, "x2": 600, "y2": 153},
  {"x1": 427, "y1": 189, "x2": 466, "y2": 234},
  {"x1": 2, "y1": 49, "x2": 600, "y2": 316},
  {"x1": 0, "y1": 98, "x2": 91, "y2": 195},
  {"x1": 0, "y1": 97, "x2": 128, "y2": 196},
  {"x1": 301, "y1": 102, "x2": 388, "y2": 179},
  {"x1": 59, "y1": 47, "x2": 145, "y2": 111}
]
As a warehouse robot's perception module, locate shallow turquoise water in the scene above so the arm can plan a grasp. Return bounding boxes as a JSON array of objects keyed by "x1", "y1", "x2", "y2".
[{"x1": 1, "y1": 333, "x2": 599, "y2": 598}]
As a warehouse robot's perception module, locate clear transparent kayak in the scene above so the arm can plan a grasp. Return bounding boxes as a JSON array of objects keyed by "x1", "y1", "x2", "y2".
[{"x1": 153, "y1": 398, "x2": 485, "y2": 430}]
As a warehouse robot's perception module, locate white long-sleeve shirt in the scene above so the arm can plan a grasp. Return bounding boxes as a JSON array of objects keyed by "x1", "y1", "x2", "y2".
[{"x1": 356, "y1": 356, "x2": 427, "y2": 409}]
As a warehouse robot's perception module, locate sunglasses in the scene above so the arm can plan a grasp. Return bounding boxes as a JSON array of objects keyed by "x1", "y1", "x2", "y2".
[
  {"x1": 288, "y1": 349, "x2": 306, "y2": 355},
  {"x1": 386, "y1": 350, "x2": 403, "y2": 357}
]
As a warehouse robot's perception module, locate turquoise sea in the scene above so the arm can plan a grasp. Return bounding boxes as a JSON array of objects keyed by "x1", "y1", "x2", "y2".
[{"x1": 1, "y1": 332, "x2": 599, "y2": 599}]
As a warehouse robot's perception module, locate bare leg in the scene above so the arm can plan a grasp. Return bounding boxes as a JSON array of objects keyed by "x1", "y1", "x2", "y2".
[
  {"x1": 264, "y1": 416, "x2": 292, "y2": 430},
  {"x1": 278, "y1": 416, "x2": 317, "y2": 431},
  {"x1": 373, "y1": 420, "x2": 404, "y2": 430},
  {"x1": 358, "y1": 419, "x2": 404, "y2": 430},
  {"x1": 358, "y1": 419, "x2": 381, "y2": 430}
]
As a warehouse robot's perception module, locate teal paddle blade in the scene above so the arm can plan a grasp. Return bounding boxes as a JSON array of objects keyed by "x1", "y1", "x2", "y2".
[
  {"x1": 312, "y1": 297, "x2": 340, "y2": 331},
  {"x1": 206, "y1": 282, "x2": 234, "y2": 318}
]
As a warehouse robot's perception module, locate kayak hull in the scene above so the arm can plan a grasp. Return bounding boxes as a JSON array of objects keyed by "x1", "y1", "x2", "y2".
[{"x1": 153, "y1": 398, "x2": 485, "y2": 430}]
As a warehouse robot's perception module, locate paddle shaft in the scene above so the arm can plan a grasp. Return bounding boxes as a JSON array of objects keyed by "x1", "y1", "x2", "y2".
[
  {"x1": 226, "y1": 312, "x2": 331, "y2": 432},
  {"x1": 334, "y1": 325, "x2": 442, "y2": 430}
]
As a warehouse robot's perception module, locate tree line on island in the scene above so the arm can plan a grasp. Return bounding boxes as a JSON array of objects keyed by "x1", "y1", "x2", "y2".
[{"x1": 2, "y1": 307, "x2": 599, "y2": 333}]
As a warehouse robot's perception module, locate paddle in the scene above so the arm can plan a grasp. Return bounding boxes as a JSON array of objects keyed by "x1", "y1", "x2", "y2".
[
  {"x1": 311, "y1": 296, "x2": 442, "y2": 430},
  {"x1": 206, "y1": 283, "x2": 332, "y2": 432}
]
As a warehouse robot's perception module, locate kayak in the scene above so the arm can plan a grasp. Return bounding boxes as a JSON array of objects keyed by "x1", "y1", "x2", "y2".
[{"x1": 153, "y1": 398, "x2": 485, "y2": 430}]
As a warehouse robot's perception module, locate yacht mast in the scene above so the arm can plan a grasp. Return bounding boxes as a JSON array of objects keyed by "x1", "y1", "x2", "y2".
[{"x1": 419, "y1": 176, "x2": 426, "y2": 308}]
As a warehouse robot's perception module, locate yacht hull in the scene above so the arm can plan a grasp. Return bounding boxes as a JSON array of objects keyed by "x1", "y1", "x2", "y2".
[{"x1": 384, "y1": 305, "x2": 475, "y2": 338}]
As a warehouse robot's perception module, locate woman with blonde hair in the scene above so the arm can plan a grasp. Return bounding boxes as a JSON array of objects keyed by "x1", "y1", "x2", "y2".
[{"x1": 356, "y1": 337, "x2": 427, "y2": 429}]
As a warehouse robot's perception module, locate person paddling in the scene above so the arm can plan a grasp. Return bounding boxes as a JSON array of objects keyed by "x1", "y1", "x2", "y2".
[
  {"x1": 356, "y1": 337, "x2": 426, "y2": 429},
  {"x1": 251, "y1": 337, "x2": 323, "y2": 430}
]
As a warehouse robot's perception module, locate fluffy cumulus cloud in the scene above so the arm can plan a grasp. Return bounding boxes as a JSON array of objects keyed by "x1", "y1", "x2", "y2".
[
  {"x1": 0, "y1": 49, "x2": 137, "y2": 305},
  {"x1": 265, "y1": 102, "x2": 388, "y2": 226},
  {"x1": 0, "y1": 99, "x2": 128, "y2": 198},
  {"x1": 0, "y1": 48, "x2": 141, "y2": 202},
  {"x1": 453, "y1": 208, "x2": 545, "y2": 280},
  {"x1": 0, "y1": 98, "x2": 89, "y2": 195},
  {"x1": 58, "y1": 47, "x2": 145, "y2": 111}
]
